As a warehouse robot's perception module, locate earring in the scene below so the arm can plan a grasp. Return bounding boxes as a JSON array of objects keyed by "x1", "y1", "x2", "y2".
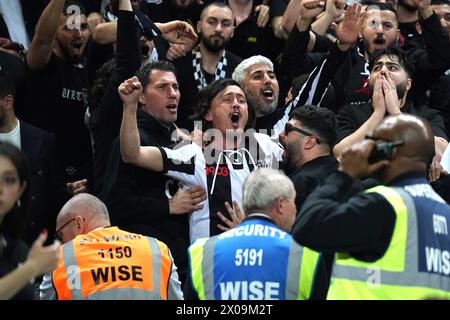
[{"x1": 17, "y1": 200, "x2": 21, "y2": 208}]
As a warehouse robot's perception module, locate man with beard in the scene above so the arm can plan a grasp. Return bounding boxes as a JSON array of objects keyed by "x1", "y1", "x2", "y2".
[
  {"x1": 232, "y1": 2, "x2": 364, "y2": 136},
  {"x1": 231, "y1": 55, "x2": 281, "y2": 133},
  {"x1": 170, "y1": 2, "x2": 242, "y2": 132},
  {"x1": 119, "y1": 78, "x2": 283, "y2": 244},
  {"x1": 283, "y1": 0, "x2": 450, "y2": 109},
  {"x1": 278, "y1": 106, "x2": 339, "y2": 212},
  {"x1": 20, "y1": 0, "x2": 91, "y2": 219},
  {"x1": 334, "y1": 47, "x2": 448, "y2": 160},
  {"x1": 292, "y1": 114, "x2": 450, "y2": 299}
]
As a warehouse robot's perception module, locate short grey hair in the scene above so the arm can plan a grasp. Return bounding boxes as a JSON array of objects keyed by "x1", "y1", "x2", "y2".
[
  {"x1": 242, "y1": 168, "x2": 295, "y2": 214},
  {"x1": 60, "y1": 193, "x2": 110, "y2": 221},
  {"x1": 232, "y1": 55, "x2": 274, "y2": 87}
]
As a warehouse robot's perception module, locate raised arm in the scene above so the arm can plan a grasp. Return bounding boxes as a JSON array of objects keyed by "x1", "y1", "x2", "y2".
[
  {"x1": 27, "y1": 0, "x2": 65, "y2": 70},
  {"x1": 92, "y1": 21, "x2": 118, "y2": 45},
  {"x1": 281, "y1": 0, "x2": 303, "y2": 34},
  {"x1": 289, "y1": 3, "x2": 363, "y2": 108},
  {"x1": 311, "y1": 0, "x2": 345, "y2": 36},
  {"x1": 118, "y1": 77, "x2": 164, "y2": 171}
]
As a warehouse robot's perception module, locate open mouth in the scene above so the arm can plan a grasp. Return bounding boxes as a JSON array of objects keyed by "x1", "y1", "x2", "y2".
[
  {"x1": 261, "y1": 88, "x2": 274, "y2": 100},
  {"x1": 71, "y1": 39, "x2": 83, "y2": 56},
  {"x1": 230, "y1": 112, "x2": 241, "y2": 127},
  {"x1": 374, "y1": 38, "x2": 386, "y2": 46},
  {"x1": 166, "y1": 103, "x2": 177, "y2": 112}
]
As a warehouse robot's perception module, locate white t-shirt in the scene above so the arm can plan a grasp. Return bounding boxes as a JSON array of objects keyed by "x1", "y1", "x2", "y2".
[{"x1": 0, "y1": 120, "x2": 21, "y2": 149}]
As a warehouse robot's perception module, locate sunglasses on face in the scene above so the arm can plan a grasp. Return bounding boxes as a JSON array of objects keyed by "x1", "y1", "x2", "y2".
[{"x1": 284, "y1": 122, "x2": 321, "y2": 144}]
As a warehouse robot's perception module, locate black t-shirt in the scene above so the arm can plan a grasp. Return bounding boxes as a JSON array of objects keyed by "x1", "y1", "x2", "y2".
[
  {"x1": 336, "y1": 100, "x2": 449, "y2": 143},
  {"x1": 170, "y1": 50, "x2": 242, "y2": 132},
  {"x1": 226, "y1": 3, "x2": 283, "y2": 60},
  {"x1": 21, "y1": 53, "x2": 91, "y2": 181}
]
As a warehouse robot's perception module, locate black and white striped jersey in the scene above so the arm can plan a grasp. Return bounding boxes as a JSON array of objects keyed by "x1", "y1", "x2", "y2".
[
  {"x1": 158, "y1": 132, "x2": 283, "y2": 243},
  {"x1": 271, "y1": 44, "x2": 348, "y2": 138}
]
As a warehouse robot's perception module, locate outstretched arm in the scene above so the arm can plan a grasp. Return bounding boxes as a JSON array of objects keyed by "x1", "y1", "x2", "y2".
[
  {"x1": 27, "y1": 0, "x2": 65, "y2": 70},
  {"x1": 119, "y1": 77, "x2": 164, "y2": 171}
]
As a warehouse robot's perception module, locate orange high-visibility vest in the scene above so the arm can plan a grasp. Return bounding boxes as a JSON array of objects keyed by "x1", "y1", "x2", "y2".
[{"x1": 52, "y1": 227, "x2": 172, "y2": 300}]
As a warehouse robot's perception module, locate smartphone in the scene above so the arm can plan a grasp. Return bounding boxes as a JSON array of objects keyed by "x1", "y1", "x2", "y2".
[{"x1": 368, "y1": 140, "x2": 404, "y2": 164}]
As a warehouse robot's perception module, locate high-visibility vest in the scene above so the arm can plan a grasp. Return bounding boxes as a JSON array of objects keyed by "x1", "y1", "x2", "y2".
[
  {"x1": 188, "y1": 218, "x2": 321, "y2": 300},
  {"x1": 328, "y1": 184, "x2": 450, "y2": 300},
  {"x1": 52, "y1": 227, "x2": 173, "y2": 300}
]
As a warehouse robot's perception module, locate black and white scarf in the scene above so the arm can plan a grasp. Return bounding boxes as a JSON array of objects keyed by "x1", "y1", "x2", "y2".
[{"x1": 192, "y1": 49, "x2": 228, "y2": 91}]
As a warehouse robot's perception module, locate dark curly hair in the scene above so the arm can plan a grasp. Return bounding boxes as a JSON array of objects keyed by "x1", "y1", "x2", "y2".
[{"x1": 369, "y1": 47, "x2": 415, "y2": 78}]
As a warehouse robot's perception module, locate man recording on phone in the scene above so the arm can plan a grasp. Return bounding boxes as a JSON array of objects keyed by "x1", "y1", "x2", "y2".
[
  {"x1": 333, "y1": 47, "x2": 448, "y2": 161},
  {"x1": 292, "y1": 113, "x2": 450, "y2": 299}
]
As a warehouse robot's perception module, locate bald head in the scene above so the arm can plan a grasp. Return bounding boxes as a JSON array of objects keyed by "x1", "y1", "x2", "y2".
[
  {"x1": 56, "y1": 194, "x2": 110, "y2": 242},
  {"x1": 374, "y1": 114, "x2": 435, "y2": 164}
]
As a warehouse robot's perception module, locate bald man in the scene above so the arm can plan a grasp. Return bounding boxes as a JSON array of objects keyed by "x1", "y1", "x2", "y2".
[
  {"x1": 292, "y1": 114, "x2": 450, "y2": 299},
  {"x1": 39, "y1": 194, "x2": 183, "y2": 300}
]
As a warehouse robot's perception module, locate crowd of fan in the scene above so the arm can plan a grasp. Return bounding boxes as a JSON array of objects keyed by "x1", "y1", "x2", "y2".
[{"x1": 0, "y1": 0, "x2": 449, "y2": 300}]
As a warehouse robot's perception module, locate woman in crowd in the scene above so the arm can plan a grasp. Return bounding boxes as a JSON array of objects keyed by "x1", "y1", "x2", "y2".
[{"x1": 0, "y1": 141, "x2": 60, "y2": 300}]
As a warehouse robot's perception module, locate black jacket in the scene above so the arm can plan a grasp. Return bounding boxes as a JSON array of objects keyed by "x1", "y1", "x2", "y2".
[
  {"x1": 288, "y1": 155, "x2": 339, "y2": 212},
  {"x1": 19, "y1": 121, "x2": 57, "y2": 246},
  {"x1": 282, "y1": 13, "x2": 450, "y2": 110},
  {"x1": 89, "y1": 10, "x2": 141, "y2": 196},
  {"x1": 292, "y1": 170, "x2": 398, "y2": 261}
]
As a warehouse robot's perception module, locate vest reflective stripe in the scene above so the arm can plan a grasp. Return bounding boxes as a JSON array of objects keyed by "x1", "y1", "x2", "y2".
[
  {"x1": 299, "y1": 247, "x2": 321, "y2": 300},
  {"x1": 285, "y1": 241, "x2": 302, "y2": 300},
  {"x1": 146, "y1": 237, "x2": 165, "y2": 300},
  {"x1": 328, "y1": 186, "x2": 450, "y2": 300},
  {"x1": 189, "y1": 238, "x2": 208, "y2": 300},
  {"x1": 190, "y1": 235, "x2": 319, "y2": 300},
  {"x1": 53, "y1": 228, "x2": 172, "y2": 300},
  {"x1": 61, "y1": 241, "x2": 82, "y2": 300},
  {"x1": 151, "y1": 237, "x2": 172, "y2": 300}
]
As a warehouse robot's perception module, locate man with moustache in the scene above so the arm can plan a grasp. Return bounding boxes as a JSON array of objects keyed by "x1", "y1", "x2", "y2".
[
  {"x1": 119, "y1": 78, "x2": 283, "y2": 244},
  {"x1": 170, "y1": 2, "x2": 242, "y2": 132},
  {"x1": 106, "y1": 61, "x2": 206, "y2": 286},
  {"x1": 334, "y1": 47, "x2": 448, "y2": 159},
  {"x1": 283, "y1": 0, "x2": 450, "y2": 109},
  {"x1": 232, "y1": 2, "x2": 364, "y2": 136},
  {"x1": 278, "y1": 106, "x2": 339, "y2": 212},
  {"x1": 20, "y1": 0, "x2": 92, "y2": 213}
]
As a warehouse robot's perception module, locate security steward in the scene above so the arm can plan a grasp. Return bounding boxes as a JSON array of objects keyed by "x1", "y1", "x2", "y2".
[
  {"x1": 39, "y1": 194, "x2": 183, "y2": 300},
  {"x1": 186, "y1": 168, "x2": 328, "y2": 300},
  {"x1": 292, "y1": 114, "x2": 450, "y2": 299}
]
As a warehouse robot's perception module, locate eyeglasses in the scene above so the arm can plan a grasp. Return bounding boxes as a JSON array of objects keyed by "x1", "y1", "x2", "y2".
[
  {"x1": 284, "y1": 122, "x2": 321, "y2": 144},
  {"x1": 55, "y1": 218, "x2": 76, "y2": 242}
]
